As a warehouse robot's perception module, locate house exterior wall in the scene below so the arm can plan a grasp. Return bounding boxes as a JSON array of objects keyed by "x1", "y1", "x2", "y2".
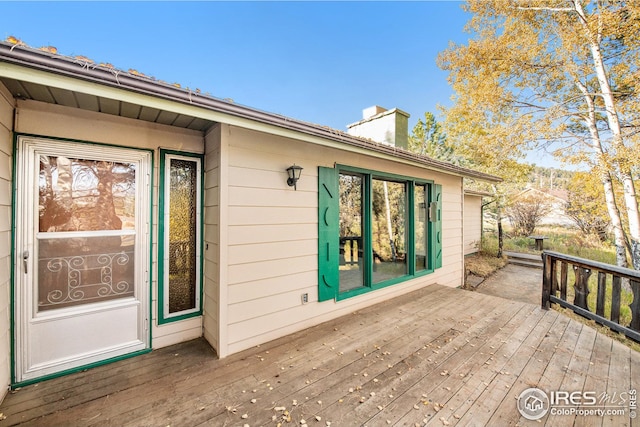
[
  {"x1": 203, "y1": 124, "x2": 222, "y2": 353},
  {"x1": 218, "y1": 125, "x2": 464, "y2": 356},
  {"x1": 464, "y1": 194, "x2": 483, "y2": 255},
  {"x1": 7, "y1": 99, "x2": 472, "y2": 369},
  {"x1": 13, "y1": 100, "x2": 205, "y2": 350},
  {"x1": 0, "y1": 82, "x2": 14, "y2": 400}
]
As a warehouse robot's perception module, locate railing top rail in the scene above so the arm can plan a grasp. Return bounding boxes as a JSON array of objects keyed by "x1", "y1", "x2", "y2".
[{"x1": 543, "y1": 250, "x2": 640, "y2": 280}]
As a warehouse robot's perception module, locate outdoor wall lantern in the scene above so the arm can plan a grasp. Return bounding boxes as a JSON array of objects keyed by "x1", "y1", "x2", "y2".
[{"x1": 286, "y1": 164, "x2": 303, "y2": 190}]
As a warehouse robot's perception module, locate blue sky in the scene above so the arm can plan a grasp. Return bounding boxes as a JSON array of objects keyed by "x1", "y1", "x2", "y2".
[{"x1": 0, "y1": 1, "x2": 559, "y2": 167}]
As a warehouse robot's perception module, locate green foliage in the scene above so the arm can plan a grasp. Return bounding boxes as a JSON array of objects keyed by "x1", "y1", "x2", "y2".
[
  {"x1": 408, "y1": 112, "x2": 464, "y2": 165},
  {"x1": 371, "y1": 179, "x2": 406, "y2": 261},
  {"x1": 338, "y1": 174, "x2": 363, "y2": 238},
  {"x1": 483, "y1": 226, "x2": 617, "y2": 264}
]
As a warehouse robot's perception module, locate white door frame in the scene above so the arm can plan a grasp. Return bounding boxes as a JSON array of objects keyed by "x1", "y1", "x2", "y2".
[{"x1": 14, "y1": 135, "x2": 152, "y2": 383}]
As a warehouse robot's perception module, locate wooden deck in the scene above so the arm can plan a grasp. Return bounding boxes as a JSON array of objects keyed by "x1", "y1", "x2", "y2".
[{"x1": 2, "y1": 285, "x2": 639, "y2": 426}]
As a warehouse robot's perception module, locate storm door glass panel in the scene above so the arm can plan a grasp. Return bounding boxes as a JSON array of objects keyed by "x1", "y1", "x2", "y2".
[
  {"x1": 339, "y1": 173, "x2": 365, "y2": 292},
  {"x1": 415, "y1": 184, "x2": 428, "y2": 272},
  {"x1": 161, "y1": 154, "x2": 202, "y2": 319},
  {"x1": 372, "y1": 179, "x2": 407, "y2": 284},
  {"x1": 37, "y1": 156, "x2": 136, "y2": 311}
]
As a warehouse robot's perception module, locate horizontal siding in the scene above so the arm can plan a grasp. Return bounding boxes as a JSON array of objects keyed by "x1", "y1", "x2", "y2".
[
  {"x1": 228, "y1": 254, "x2": 316, "y2": 285},
  {"x1": 228, "y1": 239, "x2": 316, "y2": 265},
  {"x1": 0, "y1": 209, "x2": 9, "y2": 245},
  {"x1": 441, "y1": 182, "x2": 463, "y2": 287},
  {"x1": 464, "y1": 195, "x2": 482, "y2": 255},
  {"x1": 229, "y1": 186, "x2": 317, "y2": 208},
  {"x1": 0, "y1": 82, "x2": 13, "y2": 402},
  {"x1": 203, "y1": 125, "x2": 221, "y2": 353},
  {"x1": 0, "y1": 124, "x2": 11, "y2": 160},
  {"x1": 223, "y1": 126, "x2": 465, "y2": 354},
  {"x1": 0, "y1": 148, "x2": 10, "y2": 181},
  {"x1": 152, "y1": 318, "x2": 202, "y2": 349},
  {"x1": 228, "y1": 206, "x2": 316, "y2": 226},
  {"x1": 228, "y1": 288, "x2": 313, "y2": 324},
  {"x1": 228, "y1": 270, "x2": 315, "y2": 304},
  {"x1": 0, "y1": 85, "x2": 12, "y2": 124},
  {"x1": 229, "y1": 223, "x2": 316, "y2": 245}
]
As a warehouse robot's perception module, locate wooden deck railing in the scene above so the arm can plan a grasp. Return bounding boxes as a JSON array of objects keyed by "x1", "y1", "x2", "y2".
[{"x1": 542, "y1": 250, "x2": 640, "y2": 342}]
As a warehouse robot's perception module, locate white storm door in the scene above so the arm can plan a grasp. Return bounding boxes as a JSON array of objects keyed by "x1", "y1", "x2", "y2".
[{"x1": 15, "y1": 136, "x2": 151, "y2": 383}]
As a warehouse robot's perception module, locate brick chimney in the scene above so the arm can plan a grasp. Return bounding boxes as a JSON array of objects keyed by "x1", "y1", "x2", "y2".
[{"x1": 346, "y1": 106, "x2": 410, "y2": 149}]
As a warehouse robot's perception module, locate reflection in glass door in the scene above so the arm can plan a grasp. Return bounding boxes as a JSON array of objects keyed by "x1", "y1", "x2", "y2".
[
  {"x1": 339, "y1": 173, "x2": 365, "y2": 293},
  {"x1": 37, "y1": 156, "x2": 137, "y2": 311}
]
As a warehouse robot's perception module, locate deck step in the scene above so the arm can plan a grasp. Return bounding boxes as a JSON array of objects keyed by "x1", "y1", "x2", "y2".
[{"x1": 505, "y1": 251, "x2": 543, "y2": 269}]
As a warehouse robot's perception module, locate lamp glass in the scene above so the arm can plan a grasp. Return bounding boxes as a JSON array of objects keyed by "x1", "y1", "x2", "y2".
[{"x1": 287, "y1": 164, "x2": 303, "y2": 188}]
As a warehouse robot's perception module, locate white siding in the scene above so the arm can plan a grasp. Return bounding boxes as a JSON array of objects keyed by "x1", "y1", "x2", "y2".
[
  {"x1": 464, "y1": 194, "x2": 483, "y2": 256},
  {"x1": 221, "y1": 126, "x2": 465, "y2": 355},
  {"x1": 0, "y1": 82, "x2": 13, "y2": 401},
  {"x1": 15, "y1": 100, "x2": 205, "y2": 349},
  {"x1": 203, "y1": 124, "x2": 222, "y2": 354}
]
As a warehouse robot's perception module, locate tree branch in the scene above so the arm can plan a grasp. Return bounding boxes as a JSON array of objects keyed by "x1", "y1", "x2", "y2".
[{"x1": 514, "y1": 6, "x2": 573, "y2": 12}]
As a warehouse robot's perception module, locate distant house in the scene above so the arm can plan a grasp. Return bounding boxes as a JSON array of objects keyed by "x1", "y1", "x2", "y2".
[
  {"x1": 463, "y1": 190, "x2": 492, "y2": 255},
  {"x1": 0, "y1": 41, "x2": 500, "y2": 396},
  {"x1": 511, "y1": 187, "x2": 572, "y2": 227}
]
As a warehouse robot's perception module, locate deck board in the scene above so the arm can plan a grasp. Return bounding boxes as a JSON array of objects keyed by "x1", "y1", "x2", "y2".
[{"x1": 1, "y1": 284, "x2": 638, "y2": 427}]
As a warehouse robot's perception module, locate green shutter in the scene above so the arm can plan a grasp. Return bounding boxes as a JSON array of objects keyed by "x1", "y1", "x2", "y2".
[
  {"x1": 318, "y1": 167, "x2": 339, "y2": 301},
  {"x1": 431, "y1": 184, "x2": 443, "y2": 269}
]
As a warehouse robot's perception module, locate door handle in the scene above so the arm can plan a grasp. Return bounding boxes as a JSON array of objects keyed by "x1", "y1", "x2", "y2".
[{"x1": 23, "y1": 250, "x2": 29, "y2": 274}]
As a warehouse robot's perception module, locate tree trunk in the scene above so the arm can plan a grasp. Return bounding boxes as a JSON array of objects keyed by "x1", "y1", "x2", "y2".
[
  {"x1": 497, "y1": 214, "x2": 503, "y2": 259},
  {"x1": 601, "y1": 172, "x2": 629, "y2": 269},
  {"x1": 574, "y1": 0, "x2": 640, "y2": 268},
  {"x1": 382, "y1": 181, "x2": 396, "y2": 261},
  {"x1": 574, "y1": 78, "x2": 629, "y2": 268},
  {"x1": 492, "y1": 185, "x2": 504, "y2": 258},
  {"x1": 621, "y1": 172, "x2": 640, "y2": 269}
]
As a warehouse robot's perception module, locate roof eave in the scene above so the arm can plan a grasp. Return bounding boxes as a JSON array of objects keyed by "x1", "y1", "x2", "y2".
[{"x1": 0, "y1": 42, "x2": 502, "y2": 184}]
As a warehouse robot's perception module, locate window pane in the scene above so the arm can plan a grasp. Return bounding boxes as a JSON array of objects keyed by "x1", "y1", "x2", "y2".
[
  {"x1": 372, "y1": 179, "x2": 407, "y2": 283},
  {"x1": 339, "y1": 174, "x2": 365, "y2": 292},
  {"x1": 415, "y1": 184, "x2": 428, "y2": 272},
  {"x1": 39, "y1": 156, "x2": 136, "y2": 232},
  {"x1": 168, "y1": 158, "x2": 199, "y2": 314}
]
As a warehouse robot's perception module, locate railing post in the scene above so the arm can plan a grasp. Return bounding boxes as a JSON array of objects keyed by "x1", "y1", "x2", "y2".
[
  {"x1": 573, "y1": 266, "x2": 592, "y2": 311},
  {"x1": 560, "y1": 261, "x2": 568, "y2": 300},
  {"x1": 611, "y1": 275, "x2": 622, "y2": 324},
  {"x1": 551, "y1": 258, "x2": 558, "y2": 296},
  {"x1": 542, "y1": 252, "x2": 551, "y2": 310},
  {"x1": 596, "y1": 272, "x2": 607, "y2": 317},
  {"x1": 630, "y1": 280, "x2": 640, "y2": 332},
  {"x1": 537, "y1": 250, "x2": 640, "y2": 343}
]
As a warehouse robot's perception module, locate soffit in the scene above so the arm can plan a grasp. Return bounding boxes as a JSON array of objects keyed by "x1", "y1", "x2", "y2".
[{"x1": 0, "y1": 76, "x2": 214, "y2": 132}]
